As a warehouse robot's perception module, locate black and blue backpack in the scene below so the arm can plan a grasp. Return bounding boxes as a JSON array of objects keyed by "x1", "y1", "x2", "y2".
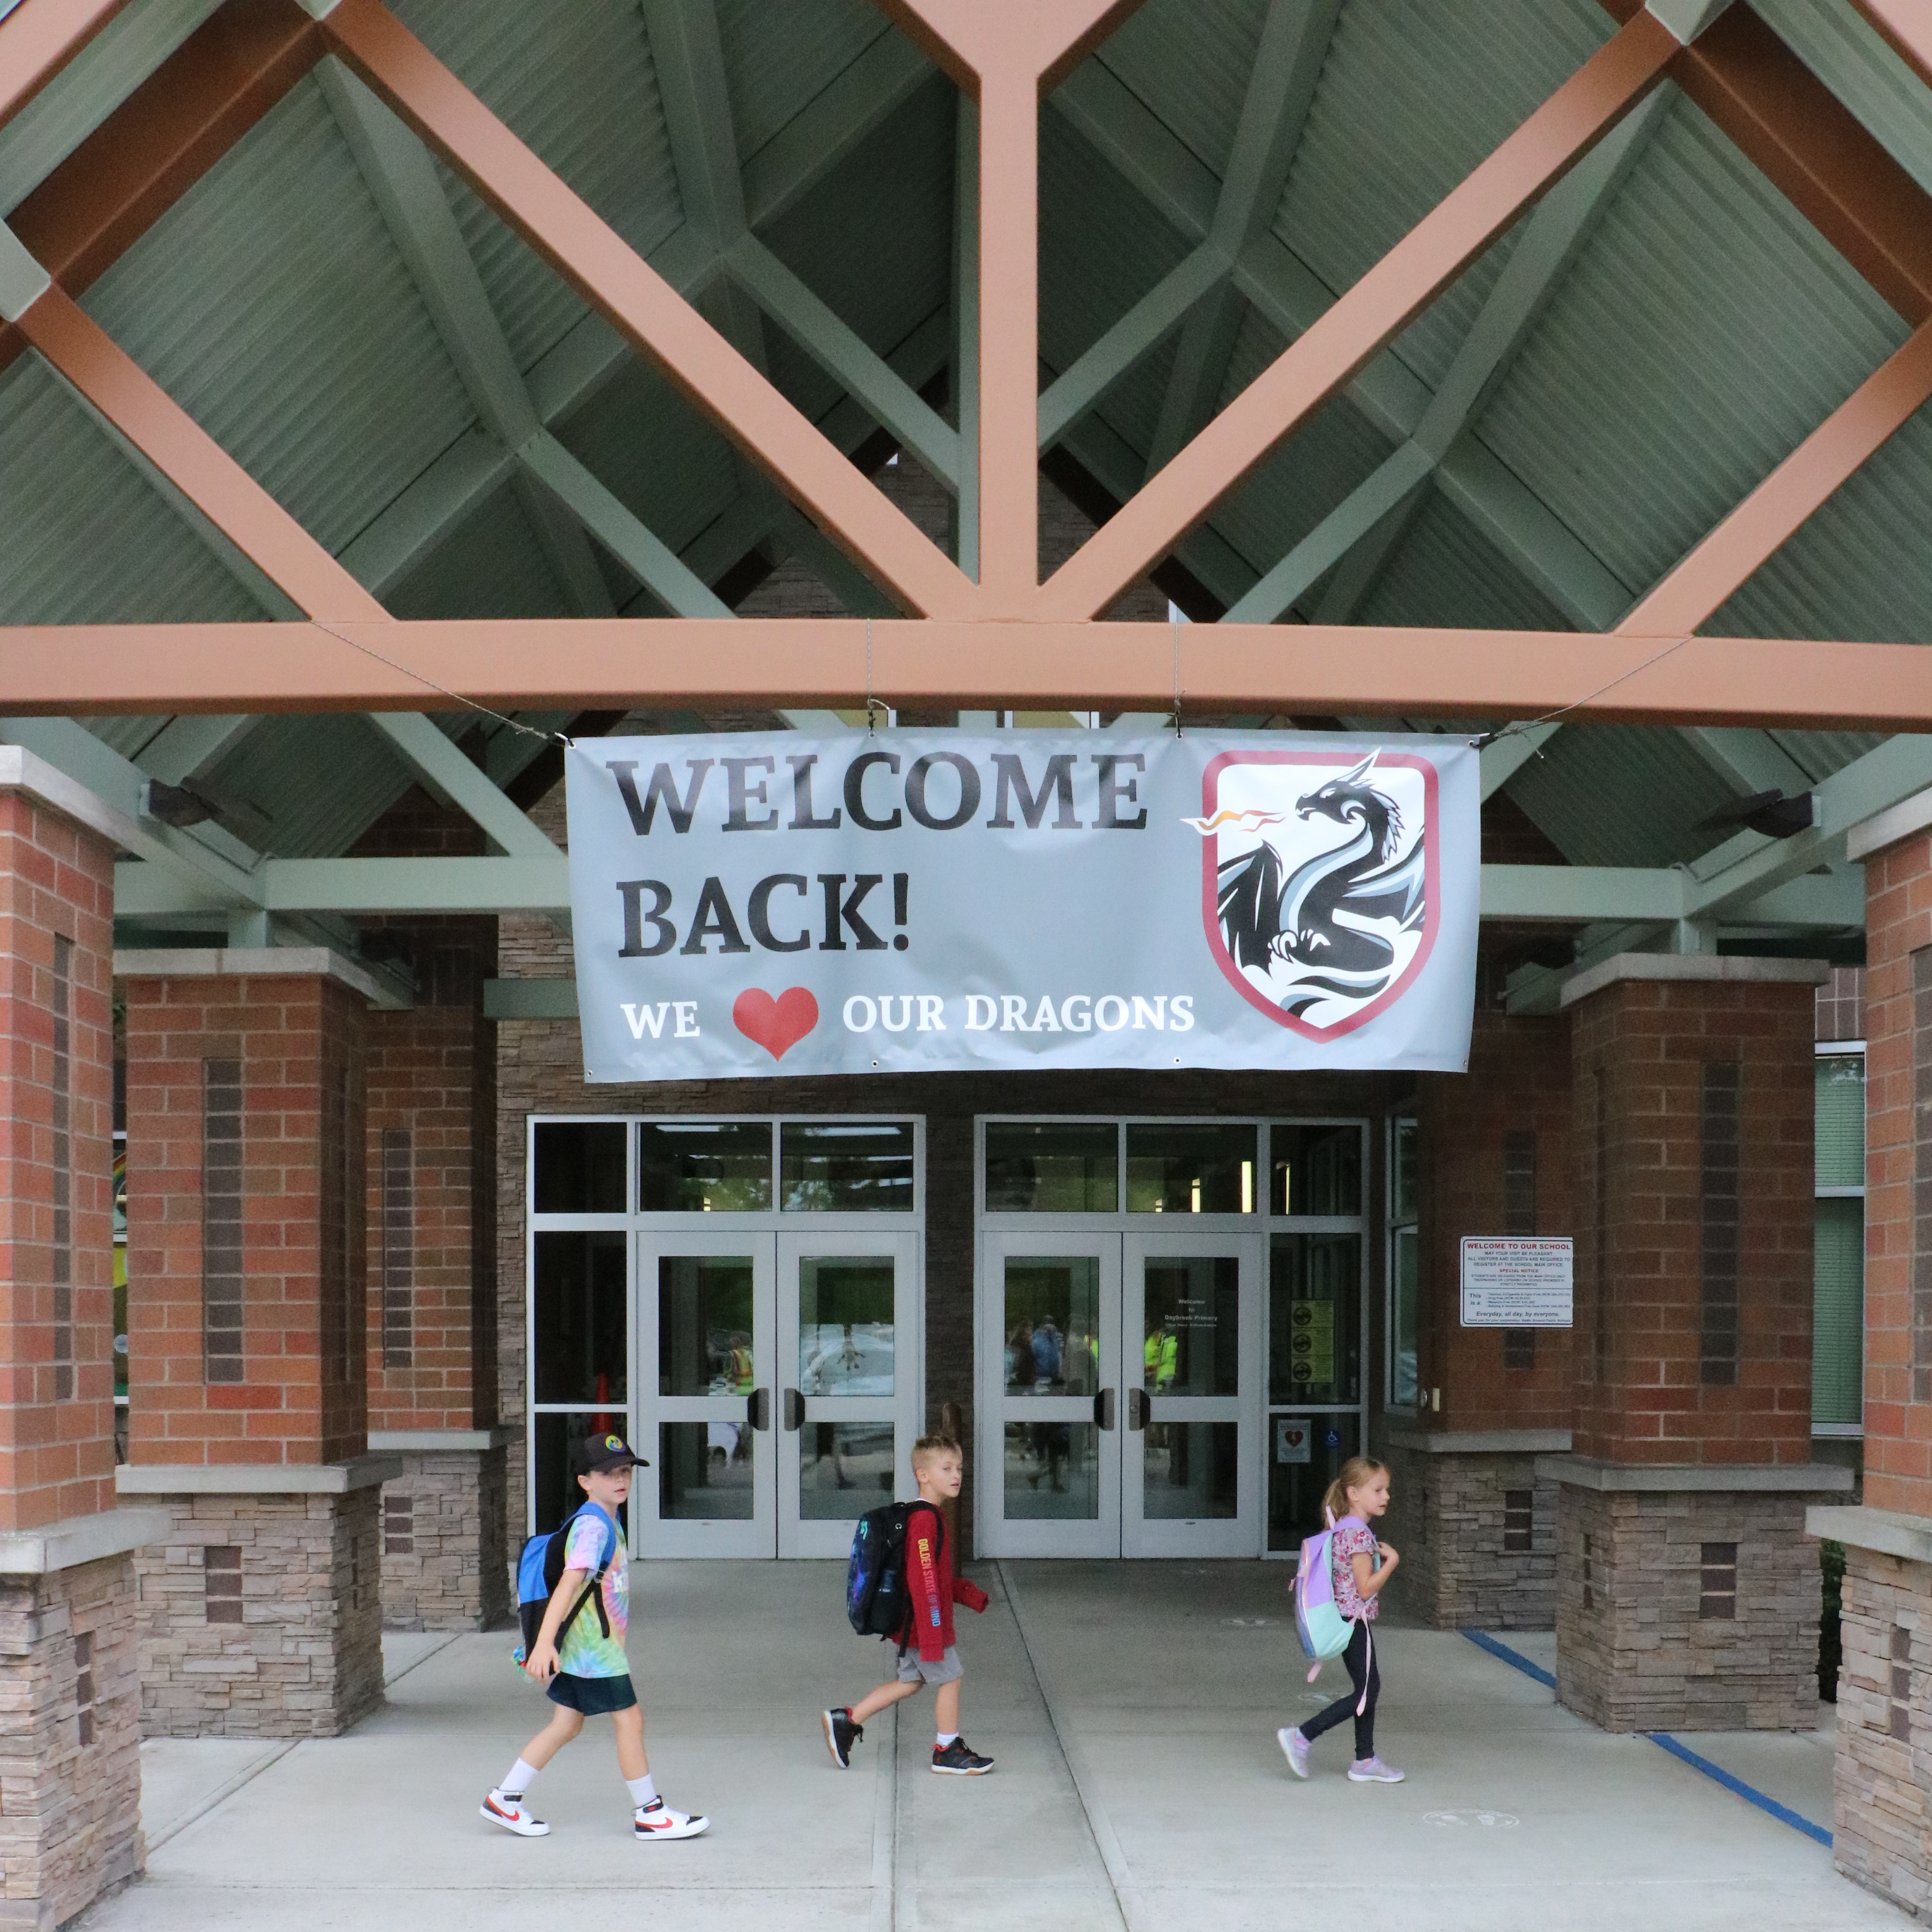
[
  {"x1": 513, "y1": 1502, "x2": 620, "y2": 1662},
  {"x1": 846, "y1": 1500, "x2": 941, "y2": 1644}
]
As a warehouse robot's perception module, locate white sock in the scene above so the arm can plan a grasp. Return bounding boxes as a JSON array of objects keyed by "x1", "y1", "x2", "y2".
[
  {"x1": 499, "y1": 1758, "x2": 540, "y2": 1798},
  {"x1": 627, "y1": 1774, "x2": 658, "y2": 1810},
  {"x1": 936, "y1": 1732, "x2": 958, "y2": 1749}
]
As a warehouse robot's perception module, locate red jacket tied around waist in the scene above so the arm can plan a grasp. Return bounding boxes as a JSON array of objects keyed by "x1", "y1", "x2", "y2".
[{"x1": 906, "y1": 1502, "x2": 989, "y2": 1660}]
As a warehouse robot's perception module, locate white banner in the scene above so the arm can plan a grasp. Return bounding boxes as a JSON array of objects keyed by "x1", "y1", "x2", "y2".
[{"x1": 566, "y1": 731, "x2": 1478, "y2": 1080}]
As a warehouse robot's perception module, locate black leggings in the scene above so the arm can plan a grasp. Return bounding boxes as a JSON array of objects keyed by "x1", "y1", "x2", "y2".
[{"x1": 1302, "y1": 1620, "x2": 1378, "y2": 1759}]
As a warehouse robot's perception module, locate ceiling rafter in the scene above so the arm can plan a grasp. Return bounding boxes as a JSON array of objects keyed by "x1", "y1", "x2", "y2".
[{"x1": 0, "y1": 0, "x2": 131, "y2": 136}]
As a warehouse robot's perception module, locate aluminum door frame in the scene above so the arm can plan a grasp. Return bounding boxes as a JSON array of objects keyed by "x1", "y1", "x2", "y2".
[
  {"x1": 975, "y1": 1229, "x2": 1123, "y2": 1558},
  {"x1": 1122, "y1": 1227, "x2": 1264, "y2": 1558},
  {"x1": 633, "y1": 1231, "x2": 777, "y2": 1558},
  {"x1": 778, "y1": 1229, "x2": 924, "y2": 1559}
]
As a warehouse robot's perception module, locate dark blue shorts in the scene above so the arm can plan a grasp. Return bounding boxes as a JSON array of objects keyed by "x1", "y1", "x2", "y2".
[{"x1": 547, "y1": 1671, "x2": 638, "y2": 1715}]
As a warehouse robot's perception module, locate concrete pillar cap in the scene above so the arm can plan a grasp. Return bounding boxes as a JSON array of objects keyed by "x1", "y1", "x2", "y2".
[{"x1": 1557, "y1": 951, "x2": 1830, "y2": 1009}]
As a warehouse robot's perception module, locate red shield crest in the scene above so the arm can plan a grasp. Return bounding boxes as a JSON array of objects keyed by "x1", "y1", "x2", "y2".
[{"x1": 1194, "y1": 750, "x2": 1440, "y2": 1040}]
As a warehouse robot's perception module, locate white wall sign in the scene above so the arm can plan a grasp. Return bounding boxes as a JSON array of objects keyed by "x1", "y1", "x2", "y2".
[{"x1": 1459, "y1": 1237, "x2": 1573, "y2": 1327}]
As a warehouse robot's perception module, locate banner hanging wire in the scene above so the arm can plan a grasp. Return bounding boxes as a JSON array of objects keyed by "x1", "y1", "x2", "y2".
[
  {"x1": 1469, "y1": 632, "x2": 1693, "y2": 753},
  {"x1": 311, "y1": 621, "x2": 569, "y2": 745}
]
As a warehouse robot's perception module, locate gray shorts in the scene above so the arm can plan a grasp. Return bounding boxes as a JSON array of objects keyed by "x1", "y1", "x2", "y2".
[{"x1": 896, "y1": 1645, "x2": 963, "y2": 1686}]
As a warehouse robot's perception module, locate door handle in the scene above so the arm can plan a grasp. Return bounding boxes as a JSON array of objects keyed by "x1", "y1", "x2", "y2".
[
  {"x1": 1093, "y1": 1387, "x2": 1115, "y2": 1431},
  {"x1": 747, "y1": 1388, "x2": 770, "y2": 1432},
  {"x1": 782, "y1": 1387, "x2": 806, "y2": 1432},
  {"x1": 1126, "y1": 1388, "x2": 1148, "y2": 1432}
]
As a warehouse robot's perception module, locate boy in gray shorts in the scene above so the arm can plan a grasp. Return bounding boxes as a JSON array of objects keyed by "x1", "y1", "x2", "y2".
[{"x1": 822, "y1": 1436, "x2": 992, "y2": 1775}]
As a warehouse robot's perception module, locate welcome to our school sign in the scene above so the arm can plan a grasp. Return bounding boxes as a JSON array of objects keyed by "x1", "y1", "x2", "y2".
[{"x1": 565, "y1": 731, "x2": 1479, "y2": 1080}]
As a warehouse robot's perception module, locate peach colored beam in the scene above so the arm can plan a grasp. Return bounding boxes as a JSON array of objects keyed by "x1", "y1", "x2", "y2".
[
  {"x1": 1619, "y1": 321, "x2": 1932, "y2": 638},
  {"x1": 1034, "y1": 10, "x2": 1679, "y2": 622},
  {"x1": 1, "y1": 619, "x2": 1930, "y2": 729},
  {"x1": 0, "y1": 0, "x2": 129, "y2": 132},
  {"x1": 14, "y1": 285, "x2": 386, "y2": 622},
  {"x1": 321, "y1": 0, "x2": 976, "y2": 621}
]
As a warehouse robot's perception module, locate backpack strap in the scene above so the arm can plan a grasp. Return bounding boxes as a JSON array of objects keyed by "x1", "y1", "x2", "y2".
[{"x1": 553, "y1": 1504, "x2": 621, "y2": 1648}]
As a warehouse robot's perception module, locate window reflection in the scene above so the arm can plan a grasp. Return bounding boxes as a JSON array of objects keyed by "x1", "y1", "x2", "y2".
[
  {"x1": 1125, "y1": 1123, "x2": 1255, "y2": 1213},
  {"x1": 1271, "y1": 1124, "x2": 1362, "y2": 1216},
  {"x1": 533, "y1": 1231, "x2": 626, "y2": 1404},
  {"x1": 781, "y1": 1122, "x2": 914, "y2": 1210},
  {"x1": 639, "y1": 1122, "x2": 772, "y2": 1212},
  {"x1": 985, "y1": 1121, "x2": 1118, "y2": 1211}
]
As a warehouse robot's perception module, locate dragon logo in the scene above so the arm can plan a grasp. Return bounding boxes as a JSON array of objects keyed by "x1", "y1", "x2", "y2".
[{"x1": 1191, "y1": 750, "x2": 1439, "y2": 1039}]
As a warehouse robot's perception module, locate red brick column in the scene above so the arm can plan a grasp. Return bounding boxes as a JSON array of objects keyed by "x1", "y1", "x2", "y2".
[
  {"x1": 0, "y1": 761, "x2": 164, "y2": 1924},
  {"x1": 1386, "y1": 1008, "x2": 1573, "y2": 1629},
  {"x1": 1813, "y1": 808, "x2": 1932, "y2": 1909},
  {"x1": 364, "y1": 938, "x2": 508, "y2": 1632},
  {"x1": 1550, "y1": 955, "x2": 1844, "y2": 1732},
  {"x1": 118, "y1": 950, "x2": 391, "y2": 1738}
]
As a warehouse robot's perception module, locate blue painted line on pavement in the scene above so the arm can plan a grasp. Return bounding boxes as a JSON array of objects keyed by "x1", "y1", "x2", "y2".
[
  {"x1": 1644, "y1": 1732, "x2": 1833, "y2": 1847},
  {"x1": 1460, "y1": 1627, "x2": 1556, "y2": 1688},
  {"x1": 1460, "y1": 1628, "x2": 1832, "y2": 1848}
]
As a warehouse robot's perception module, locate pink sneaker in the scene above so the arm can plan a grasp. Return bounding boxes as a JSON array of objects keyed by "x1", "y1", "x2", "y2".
[
  {"x1": 1347, "y1": 1756, "x2": 1404, "y2": 1783},
  {"x1": 1277, "y1": 1727, "x2": 1310, "y2": 1779}
]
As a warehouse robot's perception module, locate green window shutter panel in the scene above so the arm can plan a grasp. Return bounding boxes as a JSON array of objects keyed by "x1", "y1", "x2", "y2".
[
  {"x1": 1815, "y1": 1055, "x2": 1866, "y2": 1191},
  {"x1": 1812, "y1": 1197, "x2": 1864, "y2": 1428}
]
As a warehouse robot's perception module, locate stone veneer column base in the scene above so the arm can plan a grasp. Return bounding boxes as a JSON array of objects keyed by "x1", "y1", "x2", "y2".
[
  {"x1": 1550, "y1": 1459, "x2": 1852, "y2": 1733},
  {"x1": 1808, "y1": 1506, "x2": 1932, "y2": 1914},
  {"x1": 369, "y1": 1432, "x2": 513, "y2": 1632},
  {"x1": 116, "y1": 1458, "x2": 398, "y2": 1740},
  {"x1": 0, "y1": 1510, "x2": 169, "y2": 1929},
  {"x1": 1381, "y1": 1430, "x2": 1570, "y2": 1630}
]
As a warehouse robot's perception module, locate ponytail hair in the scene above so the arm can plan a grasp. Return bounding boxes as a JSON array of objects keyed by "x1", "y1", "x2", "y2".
[{"x1": 1322, "y1": 1455, "x2": 1388, "y2": 1523}]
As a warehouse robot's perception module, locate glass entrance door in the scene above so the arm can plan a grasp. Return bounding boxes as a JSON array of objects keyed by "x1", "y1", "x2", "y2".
[
  {"x1": 779, "y1": 1231, "x2": 922, "y2": 1557},
  {"x1": 981, "y1": 1233, "x2": 1122, "y2": 1557},
  {"x1": 636, "y1": 1235, "x2": 775, "y2": 1558},
  {"x1": 1124, "y1": 1234, "x2": 1259, "y2": 1557},
  {"x1": 636, "y1": 1231, "x2": 922, "y2": 1557},
  {"x1": 980, "y1": 1231, "x2": 1258, "y2": 1556}
]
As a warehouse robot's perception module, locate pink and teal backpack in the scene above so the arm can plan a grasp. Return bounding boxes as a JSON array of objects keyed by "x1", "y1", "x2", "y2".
[{"x1": 1293, "y1": 1509, "x2": 1374, "y2": 1712}]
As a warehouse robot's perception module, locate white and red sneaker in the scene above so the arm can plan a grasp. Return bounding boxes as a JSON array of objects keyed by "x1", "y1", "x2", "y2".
[
  {"x1": 481, "y1": 1790, "x2": 548, "y2": 1836},
  {"x1": 634, "y1": 1799, "x2": 710, "y2": 1841}
]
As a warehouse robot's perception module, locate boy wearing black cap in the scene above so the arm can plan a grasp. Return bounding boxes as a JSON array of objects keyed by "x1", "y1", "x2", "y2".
[{"x1": 482, "y1": 1432, "x2": 709, "y2": 1841}]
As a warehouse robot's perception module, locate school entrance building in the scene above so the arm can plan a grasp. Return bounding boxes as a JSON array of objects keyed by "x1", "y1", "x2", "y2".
[{"x1": 5, "y1": 0, "x2": 1932, "y2": 1919}]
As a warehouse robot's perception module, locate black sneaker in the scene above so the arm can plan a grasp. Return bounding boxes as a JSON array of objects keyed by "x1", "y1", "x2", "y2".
[
  {"x1": 823, "y1": 1706, "x2": 863, "y2": 1769},
  {"x1": 931, "y1": 1738, "x2": 993, "y2": 1776}
]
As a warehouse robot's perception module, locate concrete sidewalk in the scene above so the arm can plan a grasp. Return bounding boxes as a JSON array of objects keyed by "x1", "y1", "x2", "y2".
[{"x1": 79, "y1": 1562, "x2": 1897, "y2": 1931}]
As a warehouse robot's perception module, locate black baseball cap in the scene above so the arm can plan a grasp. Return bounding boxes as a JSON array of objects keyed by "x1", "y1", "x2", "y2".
[{"x1": 574, "y1": 1431, "x2": 649, "y2": 1475}]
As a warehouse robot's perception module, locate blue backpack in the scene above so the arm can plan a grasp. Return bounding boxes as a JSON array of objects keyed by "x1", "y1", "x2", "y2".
[
  {"x1": 514, "y1": 1503, "x2": 619, "y2": 1663},
  {"x1": 846, "y1": 1500, "x2": 939, "y2": 1644}
]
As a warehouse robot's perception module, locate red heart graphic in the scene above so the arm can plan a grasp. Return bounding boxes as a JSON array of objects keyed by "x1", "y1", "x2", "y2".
[{"x1": 733, "y1": 987, "x2": 819, "y2": 1060}]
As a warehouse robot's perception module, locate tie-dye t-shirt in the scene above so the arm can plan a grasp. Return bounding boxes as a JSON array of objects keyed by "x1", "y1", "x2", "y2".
[{"x1": 555, "y1": 1508, "x2": 628, "y2": 1677}]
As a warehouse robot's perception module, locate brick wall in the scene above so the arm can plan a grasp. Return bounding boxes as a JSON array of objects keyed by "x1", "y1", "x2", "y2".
[
  {"x1": 125, "y1": 974, "x2": 369, "y2": 1467},
  {"x1": 1863, "y1": 831, "x2": 1932, "y2": 1516},
  {"x1": 1568, "y1": 977, "x2": 1815, "y2": 1467},
  {"x1": 1413, "y1": 1009, "x2": 1573, "y2": 1432},
  {"x1": 1817, "y1": 966, "x2": 1866, "y2": 1044},
  {"x1": 0, "y1": 793, "x2": 115, "y2": 1531}
]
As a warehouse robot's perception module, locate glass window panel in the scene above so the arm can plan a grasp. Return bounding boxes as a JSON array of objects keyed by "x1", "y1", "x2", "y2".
[
  {"x1": 782, "y1": 1122, "x2": 915, "y2": 1211},
  {"x1": 1003, "y1": 1257, "x2": 1100, "y2": 1397},
  {"x1": 1271, "y1": 1123, "x2": 1363, "y2": 1216},
  {"x1": 798, "y1": 1256, "x2": 895, "y2": 1395},
  {"x1": 657, "y1": 1255, "x2": 754, "y2": 1396},
  {"x1": 984, "y1": 1120, "x2": 1119, "y2": 1212},
  {"x1": 533, "y1": 1231, "x2": 628, "y2": 1404},
  {"x1": 533, "y1": 1121, "x2": 626, "y2": 1214},
  {"x1": 1142, "y1": 1255, "x2": 1240, "y2": 1395},
  {"x1": 533, "y1": 1412, "x2": 632, "y2": 1536},
  {"x1": 658, "y1": 1420, "x2": 755, "y2": 1520},
  {"x1": 1390, "y1": 1227, "x2": 1419, "y2": 1408},
  {"x1": 1816, "y1": 1055, "x2": 1866, "y2": 1191},
  {"x1": 113, "y1": 1243, "x2": 128, "y2": 1401},
  {"x1": 1142, "y1": 1420, "x2": 1238, "y2": 1519},
  {"x1": 1814, "y1": 1197, "x2": 1865, "y2": 1427},
  {"x1": 1003, "y1": 1421, "x2": 1099, "y2": 1520},
  {"x1": 1267, "y1": 1413, "x2": 1359, "y2": 1552},
  {"x1": 1125, "y1": 1123, "x2": 1257, "y2": 1214},
  {"x1": 1391, "y1": 1116, "x2": 1418, "y2": 1222},
  {"x1": 798, "y1": 1421, "x2": 897, "y2": 1517},
  {"x1": 638, "y1": 1121, "x2": 772, "y2": 1212},
  {"x1": 1270, "y1": 1234, "x2": 1362, "y2": 1406}
]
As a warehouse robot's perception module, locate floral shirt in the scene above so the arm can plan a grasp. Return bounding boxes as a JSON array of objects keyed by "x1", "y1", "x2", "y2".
[
  {"x1": 1333, "y1": 1521, "x2": 1380, "y2": 1622},
  {"x1": 555, "y1": 1508, "x2": 628, "y2": 1678}
]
